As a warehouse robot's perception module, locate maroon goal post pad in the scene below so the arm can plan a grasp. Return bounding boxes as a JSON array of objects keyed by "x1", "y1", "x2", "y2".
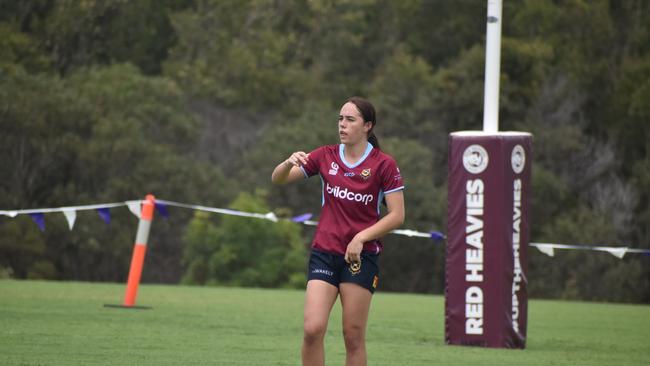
[{"x1": 445, "y1": 132, "x2": 531, "y2": 348}]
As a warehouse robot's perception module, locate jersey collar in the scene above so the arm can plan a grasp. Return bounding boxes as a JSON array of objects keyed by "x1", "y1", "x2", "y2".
[{"x1": 339, "y1": 142, "x2": 373, "y2": 169}]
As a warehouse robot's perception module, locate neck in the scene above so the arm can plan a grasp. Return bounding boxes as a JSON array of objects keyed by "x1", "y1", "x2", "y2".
[{"x1": 343, "y1": 141, "x2": 369, "y2": 163}]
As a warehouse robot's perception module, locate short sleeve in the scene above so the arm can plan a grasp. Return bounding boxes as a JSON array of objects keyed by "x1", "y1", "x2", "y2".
[
  {"x1": 300, "y1": 146, "x2": 325, "y2": 178},
  {"x1": 380, "y1": 158, "x2": 404, "y2": 194}
]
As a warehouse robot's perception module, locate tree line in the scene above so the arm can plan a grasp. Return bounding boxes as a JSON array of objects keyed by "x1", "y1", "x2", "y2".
[{"x1": 0, "y1": 0, "x2": 648, "y2": 303}]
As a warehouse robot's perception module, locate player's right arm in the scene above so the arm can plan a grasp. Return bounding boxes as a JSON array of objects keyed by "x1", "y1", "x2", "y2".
[{"x1": 271, "y1": 151, "x2": 310, "y2": 185}]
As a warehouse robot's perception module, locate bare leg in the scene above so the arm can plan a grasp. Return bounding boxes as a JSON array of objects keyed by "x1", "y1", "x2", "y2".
[
  {"x1": 339, "y1": 283, "x2": 372, "y2": 366},
  {"x1": 302, "y1": 280, "x2": 339, "y2": 366}
]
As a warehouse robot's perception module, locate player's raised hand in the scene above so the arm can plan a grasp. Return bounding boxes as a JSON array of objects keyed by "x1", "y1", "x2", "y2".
[{"x1": 286, "y1": 151, "x2": 309, "y2": 167}]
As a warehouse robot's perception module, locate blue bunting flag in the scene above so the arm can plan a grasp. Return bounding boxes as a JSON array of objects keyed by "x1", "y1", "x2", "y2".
[
  {"x1": 29, "y1": 213, "x2": 45, "y2": 232},
  {"x1": 97, "y1": 208, "x2": 111, "y2": 225},
  {"x1": 291, "y1": 213, "x2": 313, "y2": 223},
  {"x1": 155, "y1": 202, "x2": 169, "y2": 219},
  {"x1": 430, "y1": 231, "x2": 446, "y2": 241}
]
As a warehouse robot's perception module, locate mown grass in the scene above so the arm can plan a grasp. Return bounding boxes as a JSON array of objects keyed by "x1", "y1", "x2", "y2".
[{"x1": 0, "y1": 280, "x2": 648, "y2": 365}]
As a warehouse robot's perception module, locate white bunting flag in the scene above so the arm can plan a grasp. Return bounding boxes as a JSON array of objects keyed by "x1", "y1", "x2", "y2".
[
  {"x1": 603, "y1": 247, "x2": 627, "y2": 259},
  {"x1": 264, "y1": 212, "x2": 278, "y2": 222},
  {"x1": 61, "y1": 209, "x2": 77, "y2": 230},
  {"x1": 126, "y1": 201, "x2": 141, "y2": 219},
  {"x1": 535, "y1": 244, "x2": 555, "y2": 257}
]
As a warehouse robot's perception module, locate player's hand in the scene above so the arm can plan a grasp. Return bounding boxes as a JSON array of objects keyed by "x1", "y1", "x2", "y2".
[
  {"x1": 285, "y1": 151, "x2": 309, "y2": 167},
  {"x1": 345, "y1": 236, "x2": 364, "y2": 264}
]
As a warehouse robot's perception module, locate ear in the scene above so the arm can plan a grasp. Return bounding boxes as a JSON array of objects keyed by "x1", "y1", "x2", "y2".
[{"x1": 364, "y1": 121, "x2": 373, "y2": 133}]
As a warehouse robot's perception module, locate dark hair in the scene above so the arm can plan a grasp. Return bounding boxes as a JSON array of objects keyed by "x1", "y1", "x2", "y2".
[{"x1": 346, "y1": 96, "x2": 380, "y2": 149}]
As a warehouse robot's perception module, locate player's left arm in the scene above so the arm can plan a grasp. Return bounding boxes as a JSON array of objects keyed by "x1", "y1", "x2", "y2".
[{"x1": 344, "y1": 190, "x2": 405, "y2": 263}]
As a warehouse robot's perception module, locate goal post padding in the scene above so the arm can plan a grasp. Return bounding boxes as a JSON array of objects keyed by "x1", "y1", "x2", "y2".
[{"x1": 445, "y1": 132, "x2": 531, "y2": 348}]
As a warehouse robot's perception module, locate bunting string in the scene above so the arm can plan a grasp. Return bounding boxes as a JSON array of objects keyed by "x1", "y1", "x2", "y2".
[
  {"x1": 0, "y1": 202, "x2": 130, "y2": 216},
  {"x1": 2, "y1": 198, "x2": 649, "y2": 259}
]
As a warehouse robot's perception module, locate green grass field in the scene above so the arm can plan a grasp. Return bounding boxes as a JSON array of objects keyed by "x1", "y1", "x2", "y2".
[{"x1": 1, "y1": 280, "x2": 648, "y2": 365}]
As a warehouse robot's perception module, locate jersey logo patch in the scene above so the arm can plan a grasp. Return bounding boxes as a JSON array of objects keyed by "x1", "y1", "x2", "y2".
[
  {"x1": 329, "y1": 162, "x2": 339, "y2": 175},
  {"x1": 361, "y1": 168, "x2": 371, "y2": 180}
]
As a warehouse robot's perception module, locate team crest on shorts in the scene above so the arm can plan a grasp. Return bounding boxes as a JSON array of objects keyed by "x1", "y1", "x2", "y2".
[
  {"x1": 372, "y1": 275, "x2": 379, "y2": 289},
  {"x1": 361, "y1": 168, "x2": 371, "y2": 180},
  {"x1": 349, "y1": 261, "x2": 361, "y2": 275}
]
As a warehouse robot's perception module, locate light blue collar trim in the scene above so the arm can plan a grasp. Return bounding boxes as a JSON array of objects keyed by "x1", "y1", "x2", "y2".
[{"x1": 339, "y1": 142, "x2": 373, "y2": 169}]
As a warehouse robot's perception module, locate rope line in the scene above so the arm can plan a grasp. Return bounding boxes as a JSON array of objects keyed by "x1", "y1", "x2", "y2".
[{"x1": 2, "y1": 198, "x2": 648, "y2": 258}]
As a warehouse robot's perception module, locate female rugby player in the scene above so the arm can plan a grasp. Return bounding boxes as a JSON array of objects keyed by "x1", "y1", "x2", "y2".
[{"x1": 271, "y1": 97, "x2": 405, "y2": 366}]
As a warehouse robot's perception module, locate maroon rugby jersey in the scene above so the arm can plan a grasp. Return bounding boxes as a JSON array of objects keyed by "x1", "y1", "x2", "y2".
[{"x1": 300, "y1": 143, "x2": 404, "y2": 255}]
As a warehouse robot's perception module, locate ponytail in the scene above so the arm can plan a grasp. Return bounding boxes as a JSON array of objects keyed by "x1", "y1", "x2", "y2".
[{"x1": 368, "y1": 132, "x2": 380, "y2": 149}]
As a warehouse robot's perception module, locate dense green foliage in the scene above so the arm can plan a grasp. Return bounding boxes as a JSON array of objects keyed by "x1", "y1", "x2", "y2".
[
  {"x1": 181, "y1": 191, "x2": 306, "y2": 288},
  {"x1": 0, "y1": 0, "x2": 648, "y2": 302},
  {"x1": 1, "y1": 280, "x2": 649, "y2": 365}
]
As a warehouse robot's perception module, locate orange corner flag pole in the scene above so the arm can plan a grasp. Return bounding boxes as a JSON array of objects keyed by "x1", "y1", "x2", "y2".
[{"x1": 123, "y1": 194, "x2": 155, "y2": 307}]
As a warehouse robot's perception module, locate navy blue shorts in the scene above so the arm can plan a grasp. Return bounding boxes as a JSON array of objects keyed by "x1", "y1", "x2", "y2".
[{"x1": 307, "y1": 249, "x2": 380, "y2": 293}]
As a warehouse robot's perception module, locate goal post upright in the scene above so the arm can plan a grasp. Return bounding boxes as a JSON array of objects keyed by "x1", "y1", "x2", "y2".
[{"x1": 445, "y1": 0, "x2": 531, "y2": 348}]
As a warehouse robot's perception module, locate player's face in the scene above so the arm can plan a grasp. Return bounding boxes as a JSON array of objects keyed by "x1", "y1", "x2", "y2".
[{"x1": 338, "y1": 102, "x2": 371, "y2": 146}]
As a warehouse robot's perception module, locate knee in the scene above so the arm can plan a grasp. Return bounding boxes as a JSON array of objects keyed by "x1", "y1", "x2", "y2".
[
  {"x1": 342, "y1": 324, "x2": 365, "y2": 352},
  {"x1": 303, "y1": 320, "x2": 327, "y2": 345}
]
